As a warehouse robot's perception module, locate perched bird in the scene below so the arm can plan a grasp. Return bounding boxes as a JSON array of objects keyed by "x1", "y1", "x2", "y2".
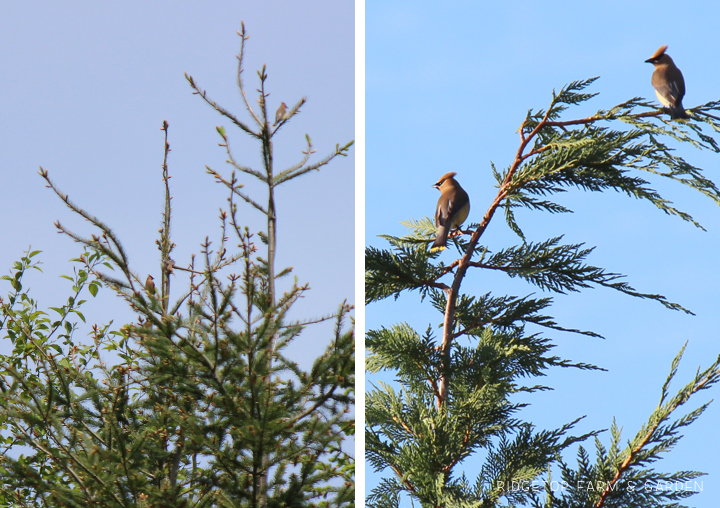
[
  {"x1": 273, "y1": 102, "x2": 287, "y2": 126},
  {"x1": 645, "y1": 45, "x2": 689, "y2": 119},
  {"x1": 431, "y1": 172, "x2": 470, "y2": 251},
  {"x1": 145, "y1": 275, "x2": 156, "y2": 296}
]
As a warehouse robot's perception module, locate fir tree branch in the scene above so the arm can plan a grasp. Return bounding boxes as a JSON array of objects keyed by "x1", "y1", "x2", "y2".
[
  {"x1": 206, "y1": 166, "x2": 268, "y2": 214},
  {"x1": 186, "y1": 73, "x2": 258, "y2": 137},
  {"x1": 234, "y1": 22, "x2": 265, "y2": 129},
  {"x1": 214, "y1": 126, "x2": 268, "y2": 182},
  {"x1": 275, "y1": 139, "x2": 354, "y2": 186}
]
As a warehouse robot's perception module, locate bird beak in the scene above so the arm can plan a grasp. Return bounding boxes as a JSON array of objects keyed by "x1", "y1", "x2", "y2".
[{"x1": 644, "y1": 58, "x2": 654, "y2": 63}]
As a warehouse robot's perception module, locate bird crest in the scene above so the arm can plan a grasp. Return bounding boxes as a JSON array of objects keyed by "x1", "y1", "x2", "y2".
[
  {"x1": 434, "y1": 171, "x2": 457, "y2": 188},
  {"x1": 648, "y1": 44, "x2": 668, "y2": 61}
]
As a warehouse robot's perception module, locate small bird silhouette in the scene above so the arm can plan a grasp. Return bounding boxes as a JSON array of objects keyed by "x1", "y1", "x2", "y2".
[
  {"x1": 145, "y1": 275, "x2": 156, "y2": 296},
  {"x1": 645, "y1": 45, "x2": 689, "y2": 120},
  {"x1": 274, "y1": 102, "x2": 288, "y2": 126},
  {"x1": 431, "y1": 172, "x2": 470, "y2": 251}
]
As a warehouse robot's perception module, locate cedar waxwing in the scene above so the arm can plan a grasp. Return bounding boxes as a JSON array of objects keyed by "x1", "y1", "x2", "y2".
[
  {"x1": 645, "y1": 45, "x2": 689, "y2": 120},
  {"x1": 431, "y1": 172, "x2": 470, "y2": 251},
  {"x1": 145, "y1": 275, "x2": 156, "y2": 296},
  {"x1": 273, "y1": 102, "x2": 287, "y2": 126}
]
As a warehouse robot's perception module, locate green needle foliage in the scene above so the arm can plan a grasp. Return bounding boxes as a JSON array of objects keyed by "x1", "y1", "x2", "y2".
[
  {"x1": 0, "y1": 25, "x2": 354, "y2": 508},
  {"x1": 366, "y1": 77, "x2": 720, "y2": 507}
]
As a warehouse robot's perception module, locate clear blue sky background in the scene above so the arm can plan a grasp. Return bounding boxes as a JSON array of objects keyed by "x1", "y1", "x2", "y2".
[
  {"x1": 367, "y1": 1, "x2": 720, "y2": 506},
  {"x1": 0, "y1": 2, "x2": 354, "y2": 371}
]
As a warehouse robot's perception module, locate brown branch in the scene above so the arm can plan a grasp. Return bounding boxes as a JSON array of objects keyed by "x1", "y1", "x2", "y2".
[
  {"x1": 442, "y1": 258, "x2": 461, "y2": 272},
  {"x1": 595, "y1": 436, "x2": 650, "y2": 508},
  {"x1": 520, "y1": 144, "x2": 551, "y2": 161},
  {"x1": 389, "y1": 462, "x2": 418, "y2": 495},
  {"x1": 454, "y1": 319, "x2": 496, "y2": 339},
  {"x1": 435, "y1": 105, "x2": 554, "y2": 408},
  {"x1": 421, "y1": 279, "x2": 451, "y2": 292},
  {"x1": 695, "y1": 110, "x2": 720, "y2": 122},
  {"x1": 444, "y1": 426, "x2": 474, "y2": 473},
  {"x1": 392, "y1": 416, "x2": 415, "y2": 436},
  {"x1": 466, "y1": 261, "x2": 516, "y2": 272},
  {"x1": 173, "y1": 265, "x2": 206, "y2": 275}
]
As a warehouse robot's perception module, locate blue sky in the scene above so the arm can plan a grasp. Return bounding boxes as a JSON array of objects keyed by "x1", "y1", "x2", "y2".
[
  {"x1": 0, "y1": 2, "x2": 354, "y2": 367},
  {"x1": 366, "y1": 1, "x2": 720, "y2": 505}
]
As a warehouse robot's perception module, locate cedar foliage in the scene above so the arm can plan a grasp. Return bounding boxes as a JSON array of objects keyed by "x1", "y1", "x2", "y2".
[{"x1": 366, "y1": 78, "x2": 720, "y2": 508}]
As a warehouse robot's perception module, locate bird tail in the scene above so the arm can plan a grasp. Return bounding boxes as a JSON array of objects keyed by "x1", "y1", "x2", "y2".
[
  {"x1": 669, "y1": 104, "x2": 690, "y2": 119},
  {"x1": 431, "y1": 226, "x2": 449, "y2": 251}
]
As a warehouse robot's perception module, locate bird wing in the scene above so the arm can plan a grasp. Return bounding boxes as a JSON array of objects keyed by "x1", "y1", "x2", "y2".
[
  {"x1": 652, "y1": 68, "x2": 684, "y2": 104},
  {"x1": 436, "y1": 191, "x2": 468, "y2": 228},
  {"x1": 435, "y1": 197, "x2": 449, "y2": 227},
  {"x1": 668, "y1": 79, "x2": 684, "y2": 101},
  {"x1": 656, "y1": 84, "x2": 677, "y2": 103}
]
